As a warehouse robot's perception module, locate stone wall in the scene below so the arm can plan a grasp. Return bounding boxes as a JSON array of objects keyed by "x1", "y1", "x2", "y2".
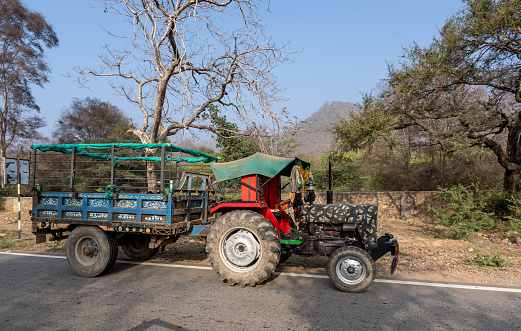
[
  {"x1": 2, "y1": 192, "x2": 440, "y2": 220},
  {"x1": 314, "y1": 191, "x2": 440, "y2": 220}
]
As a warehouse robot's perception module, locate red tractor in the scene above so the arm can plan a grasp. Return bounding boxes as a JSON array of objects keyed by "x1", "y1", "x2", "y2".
[{"x1": 206, "y1": 153, "x2": 398, "y2": 292}]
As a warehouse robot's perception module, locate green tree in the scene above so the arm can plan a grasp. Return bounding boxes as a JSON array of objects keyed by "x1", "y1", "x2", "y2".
[
  {"x1": 311, "y1": 154, "x2": 364, "y2": 192},
  {"x1": 51, "y1": 98, "x2": 141, "y2": 192},
  {"x1": 54, "y1": 97, "x2": 136, "y2": 144},
  {"x1": 334, "y1": 0, "x2": 521, "y2": 191},
  {"x1": 0, "y1": 0, "x2": 58, "y2": 159},
  {"x1": 104, "y1": 122, "x2": 141, "y2": 144},
  {"x1": 202, "y1": 104, "x2": 260, "y2": 162}
]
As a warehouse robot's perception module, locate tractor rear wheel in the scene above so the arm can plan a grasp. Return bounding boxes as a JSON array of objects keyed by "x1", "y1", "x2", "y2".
[
  {"x1": 206, "y1": 210, "x2": 281, "y2": 287},
  {"x1": 327, "y1": 246, "x2": 375, "y2": 292},
  {"x1": 279, "y1": 250, "x2": 293, "y2": 264},
  {"x1": 122, "y1": 235, "x2": 159, "y2": 261}
]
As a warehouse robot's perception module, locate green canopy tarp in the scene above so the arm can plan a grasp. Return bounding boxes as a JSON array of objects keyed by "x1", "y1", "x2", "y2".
[
  {"x1": 31, "y1": 143, "x2": 220, "y2": 163},
  {"x1": 211, "y1": 153, "x2": 310, "y2": 182}
]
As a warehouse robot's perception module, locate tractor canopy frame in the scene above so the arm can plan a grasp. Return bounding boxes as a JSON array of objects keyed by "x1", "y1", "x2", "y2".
[
  {"x1": 210, "y1": 153, "x2": 313, "y2": 235},
  {"x1": 211, "y1": 153, "x2": 310, "y2": 205}
]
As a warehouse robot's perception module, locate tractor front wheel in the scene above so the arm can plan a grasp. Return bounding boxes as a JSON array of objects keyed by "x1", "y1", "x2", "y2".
[
  {"x1": 327, "y1": 246, "x2": 375, "y2": 292},
  {"x1": 206, "y1": 210, "x2": 281, "y2": 287}
]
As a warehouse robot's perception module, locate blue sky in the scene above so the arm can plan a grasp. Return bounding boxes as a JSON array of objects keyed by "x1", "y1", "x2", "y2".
[{"x1": 24, "y1": 0, "x2": 464, "y2": 138}]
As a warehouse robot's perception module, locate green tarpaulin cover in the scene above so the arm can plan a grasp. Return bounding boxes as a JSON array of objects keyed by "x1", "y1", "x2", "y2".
[
  {"x1": 31, "y1": 143, "x2": 220, "y2": 163},
  {"x1": 211, "y1": 153, "x2": 310, "y2": 182}
]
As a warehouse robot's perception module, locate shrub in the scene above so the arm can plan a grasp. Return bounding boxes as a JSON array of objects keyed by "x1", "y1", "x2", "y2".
[
  {"x1": 427, "y1": 182, "x2": 496, "y2": 239},
  {"x1": 464, "y1": 251, "x2": 513, "y2": 267},
  {"x1": 505, "y1": 193, "x2": 521, "y2": 234},
  {"x1": 488, "y1": 190, "x2": 514, "y2": 217}
]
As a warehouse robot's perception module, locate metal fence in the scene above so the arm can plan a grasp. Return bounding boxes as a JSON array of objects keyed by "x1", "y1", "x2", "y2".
[{"x1": 32, "y1": 147, "x2": 214, "y2": 194}]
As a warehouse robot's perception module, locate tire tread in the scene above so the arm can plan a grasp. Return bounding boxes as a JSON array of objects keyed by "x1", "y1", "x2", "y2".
[{"x1": 206, "y1": 210, "x2": 281, "y2": 287}]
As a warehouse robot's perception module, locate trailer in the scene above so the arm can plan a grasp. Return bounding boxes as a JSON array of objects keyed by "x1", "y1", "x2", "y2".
[{"x1": 31, "y1": 143, "x2": 219, "y2": 277}]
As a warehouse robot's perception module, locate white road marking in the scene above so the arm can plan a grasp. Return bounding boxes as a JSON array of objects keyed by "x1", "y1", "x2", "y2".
[
  {"x1": 374, "y1": 279, "x2": 521, "y2": 293},
  {"x1": 1, "y1": 251, "x2": 66, "y2": 259},
  {"x1": 274, "y1": 271, "x2": 328, "y2": 279},
  {"x1": 123, "y1": 260, "x2": 212, "y2": 270},
  {"x1": 2, "y1": 251, "x2": 521, "y2": 293}
]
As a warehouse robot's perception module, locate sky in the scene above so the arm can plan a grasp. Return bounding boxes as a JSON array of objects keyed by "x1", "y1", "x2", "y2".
[{"x1": 23, "y1": 0, "x2": 465, "y2": 140}]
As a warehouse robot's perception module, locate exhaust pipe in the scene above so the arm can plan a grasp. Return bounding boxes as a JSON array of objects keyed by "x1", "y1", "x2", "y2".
[{"x1": 327, "y1": 154, "x2": 333, "y2": 204}]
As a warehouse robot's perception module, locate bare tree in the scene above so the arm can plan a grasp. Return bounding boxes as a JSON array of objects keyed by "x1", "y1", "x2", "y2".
[{"x1": 79, "y1": 0, "x2": 290, "y2": 147}]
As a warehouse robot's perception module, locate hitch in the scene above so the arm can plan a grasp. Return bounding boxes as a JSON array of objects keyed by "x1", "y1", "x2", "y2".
[{"x1": 370, "y1": 234, "x2": 399, "y2": 261}]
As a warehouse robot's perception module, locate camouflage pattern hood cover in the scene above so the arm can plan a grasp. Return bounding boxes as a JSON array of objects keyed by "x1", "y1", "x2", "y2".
[{"x1": 300, "y1": 204, "x2": 378, "y2": 250}]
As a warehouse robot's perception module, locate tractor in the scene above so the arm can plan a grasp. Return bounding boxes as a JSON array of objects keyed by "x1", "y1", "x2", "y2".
[{"x1": 206, "y1": 153, "x2": 399, "y2": 292}]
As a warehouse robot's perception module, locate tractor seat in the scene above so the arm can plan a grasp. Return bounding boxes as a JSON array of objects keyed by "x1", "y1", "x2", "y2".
[{"x1": 299, "y1": 204, "x2": 378, "y2": 224}]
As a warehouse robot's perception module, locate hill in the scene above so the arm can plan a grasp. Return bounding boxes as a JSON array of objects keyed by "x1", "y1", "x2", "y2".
[
  {"x1": 290, "y1": 101, "x2": 357, "y2": 157},
  {"x1": 168, "y1": 101, "x2": 358, "y2": 157}
]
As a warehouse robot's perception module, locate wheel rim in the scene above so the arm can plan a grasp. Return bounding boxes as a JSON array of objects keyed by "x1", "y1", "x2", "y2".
[
  {"x1": 336, "y1": 256, "x2": 366, "y2": 285},
  {"x1": 75, "y1": 236, "x2": 100, "y2": 266},
  {"x1": 220, "y1": 228, "x2": 261, "y2": 271}
]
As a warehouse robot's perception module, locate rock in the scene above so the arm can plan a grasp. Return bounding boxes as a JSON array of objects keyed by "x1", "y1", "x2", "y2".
[
  {"x1": 467, "y1": 248, "x2": 474, "y2": 252},
  {"x1": 501, "y1": 239, "x2": 509, "y2": 245},
  {"x1": 515, "y1": 237, "x2": 521, "y2": 245}
]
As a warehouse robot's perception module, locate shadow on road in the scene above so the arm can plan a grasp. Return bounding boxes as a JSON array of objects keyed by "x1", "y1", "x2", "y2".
[{"x1": 128, "y1": 318, "x2": 190, "y2": 331}]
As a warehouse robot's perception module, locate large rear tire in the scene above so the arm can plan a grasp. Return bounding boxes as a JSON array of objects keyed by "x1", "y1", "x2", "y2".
[
  {"x1": 279, "y1": 250, "x2": 293, "y2": 265},
  {"x1": 122, "y1": 235, "x2": 159, "y2": 261},
  {"x1": 66, "y1": 226, "x2": 118, "y2": 277},
  {"x1": 206, "y1": 210, "x2": 281, "y2": 287},
  {"x1": 327, "y1": 246, "x2": 375, "y2": 293}
]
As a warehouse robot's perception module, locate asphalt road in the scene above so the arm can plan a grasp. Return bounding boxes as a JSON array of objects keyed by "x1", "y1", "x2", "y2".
[{"x1": 1, "y1": 252, "x2": 520, "y2": 331}]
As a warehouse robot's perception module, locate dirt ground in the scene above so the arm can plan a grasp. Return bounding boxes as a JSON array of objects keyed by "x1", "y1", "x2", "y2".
[{"x1": 1, "y1": 211, "x2": 520, "y2": 287}]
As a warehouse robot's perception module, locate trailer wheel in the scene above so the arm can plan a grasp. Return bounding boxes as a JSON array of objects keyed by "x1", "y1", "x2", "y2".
[
  {"x1": 106, "y1": 231, "x2": 118, "y2": 271},
  {"x1": 206, "y1": 210, "x2": 281, "y2": 287},
  {"x1": 327, "y1": 246, "x2": 375, "y2": 293},
  {"x1": 66, "y1": 226, "x2": 118, "y2": 277},
  {"x1": 122, "y1": 235, "x2": 159, "y2": 261}
]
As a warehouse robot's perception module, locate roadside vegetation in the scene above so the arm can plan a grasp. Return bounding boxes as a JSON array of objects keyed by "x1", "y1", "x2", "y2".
[
  {"x1": 424, "y1": 180, "x2": 521, "y2": 241},
  {"x1": 464, "y1": 251, "x2": 514, "y2": 267}
]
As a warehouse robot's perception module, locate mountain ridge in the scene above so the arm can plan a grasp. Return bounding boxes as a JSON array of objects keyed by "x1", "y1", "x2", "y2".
[{"x1": 291, "y1": 101, "x2": 357, "y2": 157}]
